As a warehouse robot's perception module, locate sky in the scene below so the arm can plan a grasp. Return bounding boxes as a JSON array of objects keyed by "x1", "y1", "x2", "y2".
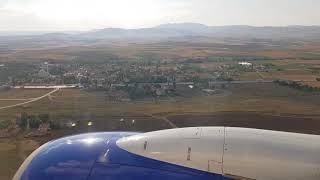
[{"x1": 0, "y1": 0, "x2": 319, "y2": 32}]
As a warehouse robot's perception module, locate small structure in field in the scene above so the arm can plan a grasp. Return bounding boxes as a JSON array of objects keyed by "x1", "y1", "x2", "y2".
[
  {"x1": 238, "y1": 61, "x2": 252, "y2": 67},
  {"x1": 25, "y1": 123, "x2": 51, "y2": 138},
  {"x1": 38, "y1": 123, "x2": 51, "y2": 133}
]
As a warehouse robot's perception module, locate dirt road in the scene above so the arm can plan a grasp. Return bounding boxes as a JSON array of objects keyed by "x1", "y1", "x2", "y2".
[{"x1": 0, "y1": 88, "x2": 59, "y2": 111}]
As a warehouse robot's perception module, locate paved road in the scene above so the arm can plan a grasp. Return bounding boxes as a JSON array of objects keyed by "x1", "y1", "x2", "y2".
[
  {"x1": 209, "y1": 80, "x2": 274, "y2": 85},
  {"x1": 0, "y1": 88, "x2": 59, "y2": 111}
]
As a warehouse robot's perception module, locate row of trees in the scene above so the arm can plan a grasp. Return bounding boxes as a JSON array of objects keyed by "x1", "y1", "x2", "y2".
[
  {"x1": 19, "y1": 113, "x2": 60, "y2": 129},
  {"x1": 274, "y1": 80, "x2": 320, "y2": 92}
]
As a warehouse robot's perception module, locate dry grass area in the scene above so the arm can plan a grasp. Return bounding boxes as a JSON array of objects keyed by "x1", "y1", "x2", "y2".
[
  {"x1": 0, "y1": 100, "x2": 26, "y2": 107},
  {"x1": 273, "y1": 59, "x2": 320, "y2": 66},
  {"x1": 261, "y1": 70, "x2": 318, "y2": 81},
  {"x1": 238, "y1": 72, "x2": 263, "y2": 80},
  {"x1": 0, "y1": 89, "x2": 50, "y2": 99},
  {"x1": 0, "y1": 138, "x2": 39, "y2": 180},
  {"x1": 0, "y1": 142, "x2": 16, "y2": 151},
  {"x1": 5, "y1": 38, "x2": 320, "y2": 62},
  {"x1": 198, "y1": 62, "x2": 225, "y2": 69},
  {"x1": 251, "y1": 49, "x2": 299, "y2": 58},
  {"x1": 0, "y1": 84, "x2": 320, "y2": 125},
  {"x1": 173, "y1": 48, "x2": 219, "y2": 58},
  {"x1": 0, "y1": 84, "x2": 320, "y2": 179}
]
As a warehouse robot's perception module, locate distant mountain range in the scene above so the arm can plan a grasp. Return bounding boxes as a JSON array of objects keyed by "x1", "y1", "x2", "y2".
[
  {"x1": 77, "y1": 23, "x2": 320, "y2": 40},
  {"x1": 2, "y1": 23, "x2": 320, "y2": 41}
]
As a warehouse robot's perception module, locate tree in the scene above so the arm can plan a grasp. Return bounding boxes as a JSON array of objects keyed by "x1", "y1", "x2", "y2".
[
  {"x1": 20, "y1": 112, "x2": 29, "y2": 128},
  {"x1": 39, "y1": 113, "x2": 50, "y2": 123},
  {"x1": 63, "y1": 75, "x2": 77, "y2": 84},
  {"x1": 28, "y1": 115, "x2": 41, "y2": 128},
  {"x1": 19, "y1": 113, "x2": 44, "y2": 129}
]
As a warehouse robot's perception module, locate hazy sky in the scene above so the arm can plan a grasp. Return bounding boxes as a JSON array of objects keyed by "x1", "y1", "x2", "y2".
[{"x1": 0, "y1": 0, "x2": 319, "y2": 32}]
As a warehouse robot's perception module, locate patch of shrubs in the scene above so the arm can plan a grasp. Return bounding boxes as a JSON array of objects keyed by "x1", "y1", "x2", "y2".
[
  {"x1": 274, "y1": 80, "x2": 320, "y2": 92},
  {"x1": 19, "y1": 112, "x2": 60, "y2": 129}
]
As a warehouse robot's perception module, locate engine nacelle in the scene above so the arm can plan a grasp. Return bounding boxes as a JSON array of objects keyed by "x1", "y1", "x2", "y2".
[{"x1": 14, "y1": 127, "x2": 320, "y2": 180}]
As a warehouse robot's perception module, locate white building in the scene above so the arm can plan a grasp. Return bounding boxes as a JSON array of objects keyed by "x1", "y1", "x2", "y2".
[{"x1": 238, "y1": 62, "x2": 252, "y2": 67}]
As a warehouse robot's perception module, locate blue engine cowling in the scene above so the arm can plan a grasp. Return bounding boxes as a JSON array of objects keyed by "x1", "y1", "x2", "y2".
[{"x1": 13, "y1": 132, "x2": 231, "y2": 180}]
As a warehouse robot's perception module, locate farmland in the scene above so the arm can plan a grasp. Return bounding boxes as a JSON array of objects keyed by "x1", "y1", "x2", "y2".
[
  {"x1": 2, "y1": 82, "x2": 320, "y2": 179},
  {"x1": 1, "y1": 83, "x2": 320, "y2": 134}
]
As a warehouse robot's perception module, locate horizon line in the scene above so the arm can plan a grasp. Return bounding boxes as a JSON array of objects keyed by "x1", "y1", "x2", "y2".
[{"x1": 0, "y1": 22, "x2": 320, "y2": 35}]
